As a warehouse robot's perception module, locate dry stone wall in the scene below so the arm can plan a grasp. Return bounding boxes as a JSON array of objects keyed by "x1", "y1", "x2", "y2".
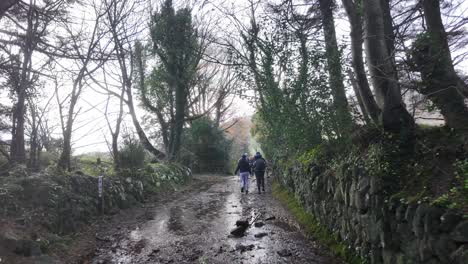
[{"x1": 276, "y1": 163, "x2": 468, "y2": 263}]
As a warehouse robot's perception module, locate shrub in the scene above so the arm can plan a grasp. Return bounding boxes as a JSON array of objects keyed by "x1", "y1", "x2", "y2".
[{"x1": 118, "y1": 134, "x2": 145, "y2": 169}]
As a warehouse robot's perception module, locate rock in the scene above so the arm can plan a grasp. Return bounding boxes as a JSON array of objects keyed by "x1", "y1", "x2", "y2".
[
  {"x1": 13, "y1": 239, "x2": 42, "y2": 256},
  {"x1": 424, "y1": 207, "x2": 444, "y2": 235},
  {"x1": 235, "y1": 220, "x2": 249, "y2": 227},
  {"x1": 412, "y1": 203, "x2": 429, "y2": 238},
  {"x1": 418, "y1": 237, "x2": 433, "y2": 262},
  {"x1": 230, "y1": 226, "x2": 248, "y2": 237},
  {"x1": 235, "y1": 243, "x2": 254, "y2": 253},
  {"x1": 382, "y1": 249, "x2": 395, "y2": 264},
  {"x1": 450, "y1": 220, "x2": 468, "y2": 242},
  {"x1": 440, "y1": 211, "x2": 461, "y2": 232},
  {"x1": 433, "y1": 234, "x2": 457, "y2": 262},
  {"x1": 254, "y1": 232, "x2": 268, "y2": 238},
  {"x1": 265, "y1": 216, "x2": 276, "y2": 221},
  {"x1": 277, "y1": 249, "x2": 292, "y2": 257},
  {"x1": 254, "y1": 222, "x2": 264, "y2": 228},
  {"x1": 395, "y1": 204, "x2": 407, "y2": 222},
  {"x1": 450, "y1": 244, "x2": 468, "y2": 264}
]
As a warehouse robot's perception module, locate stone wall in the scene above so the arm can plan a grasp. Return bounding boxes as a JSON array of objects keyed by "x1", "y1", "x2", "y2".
[
  {"x1": 276, "y1": 163, "x2": 467, "y2": 263},
  {"x1": 0, "y1": 163, "x2": 191, "y2": 234}
]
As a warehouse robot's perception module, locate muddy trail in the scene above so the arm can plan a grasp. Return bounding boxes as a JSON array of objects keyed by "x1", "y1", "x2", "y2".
[{"x1": 81, "y1": 175, "x2": 340, "y2": 264}]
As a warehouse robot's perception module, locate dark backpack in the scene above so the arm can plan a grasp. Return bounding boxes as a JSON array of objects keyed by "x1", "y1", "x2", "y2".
[{"x1": 255, "y1": 158, "x2": 266, "y2": 171}]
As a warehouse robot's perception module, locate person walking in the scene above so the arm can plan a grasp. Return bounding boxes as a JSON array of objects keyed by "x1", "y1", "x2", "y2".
[
  {"x1": 234, "y1": 153, "x2": 251, "y2": 194},
  {"x1": 253, "y1": 152, "x2": 267, "y2": 193}
]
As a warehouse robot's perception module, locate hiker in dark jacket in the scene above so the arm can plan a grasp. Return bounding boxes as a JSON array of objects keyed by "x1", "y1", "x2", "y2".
[
  {"x1": 253, "y1": 152, "x2": 267, "y2": 193},
  {"x1": 234, "y1": 153, "x2": 251, "y2": 194}
]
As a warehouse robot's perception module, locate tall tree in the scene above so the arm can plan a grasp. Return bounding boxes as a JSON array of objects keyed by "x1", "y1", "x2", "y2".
[
  {"x1": 148, "y1": 0, "x2": 203, "y2": 161},
  {"x1": 57, "y1": 1, "x2": 111, "y2": 171},
  {"x1": 362, "y1": 0, "x2": 414, "y2": 133},
  {"x1": 0, "y1": 0, "x2": 20, "y2": 19},
  {"x1": 0, "y1": 0, "x2": 67, "y2": 164},
  {"x1": 317, "y1": 0, "x2": 352, "y2": 134},
  {"x1": 341, "y1": 0, "x2": 380, "y2": 124},
  {"x1": 102, "y1": 0, "x2": 165, "y2": 166},
  {"x1": 410, "y1": 0, "x2": 468, "y2": 131}
]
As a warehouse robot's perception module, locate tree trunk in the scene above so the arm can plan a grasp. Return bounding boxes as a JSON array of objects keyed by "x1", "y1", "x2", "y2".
[
  {"x1": 0, "y1": 0, "x2": 19, "y2": 19},
  {"x1": 168, "y1": 81, "x2": 187, "y2": 161},
  {"x1": 28, "y1": 105, "x2": 39, "y2": 171},
  {"x1": 58, "y1": 79, "x2": 81, "y2": 172},
  {"x1": 11, "y1": 2, "x2": 34, "y2": 165},
  {"x1": 342, "y1": 0, "x2": 381, "y2": 124},
  {"x1": 126, "y1": 85, "x2": 166, "y2": 160},
  {"x1": 410, "y1": 0, "x2": 468, "y2": 131},
  {"x1": 348, "y1": 69, "x2": 371, "y2": 124},
  {"x1": 318, "y1": 0, "x2": 352, "y2": 135},
  {"x1": 363, "y1": 0, "x2": 414, "y2": 133},
  {"x1": 132, "y1": 42, "x2": 166, "y2": 160}
]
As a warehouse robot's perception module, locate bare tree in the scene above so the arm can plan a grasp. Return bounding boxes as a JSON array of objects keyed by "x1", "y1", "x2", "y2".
[
  {"x1": 410, "y1": 0, "x2": 468, "y2": 131},
  {"x1": 362, "y1": 0, "x2": 414, "y2": 133},
  {"x1": 0, "y1": 0, "x2": 68, "y2": 165},
  {"x1": 341, "y1": 0, "x2": 380, "y2": 124},
  {"x1": 56, "y1": 0, "x2": 112, "y2": 171},
  {"x1": 0, "y1": 0, "x2": 20, "y2": 19},
  {"x1": 317, "y1": 0, "x2": 352, "y2": 133}
]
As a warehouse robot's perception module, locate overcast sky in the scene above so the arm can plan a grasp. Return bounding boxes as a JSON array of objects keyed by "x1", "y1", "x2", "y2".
[{"x1": 1, "y1": 0, "x2": 467, "y2": 155}]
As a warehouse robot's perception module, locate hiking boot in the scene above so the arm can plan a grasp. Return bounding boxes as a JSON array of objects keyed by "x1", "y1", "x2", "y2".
[
  {"x1": 258, "y1": 189, "x2": 261, "y2": 194},
  {"x1": 241, "y1": 187, "x2": 244, "y2": 193},
  {"x1": 262, "y1": 188, "x2": 265, "y2": 192},
  {"x1": 246, "y1": 190, "x2": 249, "y2": 194}
]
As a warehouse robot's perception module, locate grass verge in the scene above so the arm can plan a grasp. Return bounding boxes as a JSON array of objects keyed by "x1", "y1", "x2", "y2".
[{"x1": 272, "y1": 181, "x2": 365, "y2": 264}]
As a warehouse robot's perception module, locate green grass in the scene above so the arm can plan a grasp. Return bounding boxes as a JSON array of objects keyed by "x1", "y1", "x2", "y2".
[{"x1": 272, "y1": 182, "x2": 366, "y2": 264}]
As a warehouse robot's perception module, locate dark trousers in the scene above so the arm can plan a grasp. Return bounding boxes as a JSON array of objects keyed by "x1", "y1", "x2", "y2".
[{"x1": 255, "y1": 170, "x2": 265, "y2": 190}]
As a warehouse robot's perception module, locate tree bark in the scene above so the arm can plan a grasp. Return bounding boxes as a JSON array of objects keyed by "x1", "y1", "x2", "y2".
[
  {"x1": 133, "y1": 43, "x2": 166, "y2": 160},
  {"x1": 342, "y1": 0, "x2": 381, "y2": 124},
  {"x1": 348, "y1": 69, "x2": 371, "y2": 124},
  {"x1": 58, "y1": 77, "x2": 82, "y2": 171},
  {"x1": 168, "y1": 81, "x2": 188, "y2": 161},
  {"x1": 0, "y1": 0, "x2": 19, "y2": 19},
  {"x1": 10, "y1": 1, "x2": 34, "y2": 165},
  {"x1": 126, "y1": 85, "x2": 166, "y2": 160},
  {"x1": 363, "y1": 0, "x2": 414, "y2": 133},
  {"x1": 318, "y1": 0, "x2": 353, "y2": 135},
  {"x1": 410, "y1": 0, "x2": 468, "y2": 131}
]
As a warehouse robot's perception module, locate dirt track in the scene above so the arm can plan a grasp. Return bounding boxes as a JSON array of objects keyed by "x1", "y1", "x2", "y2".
[{"x1": 88, "y1": 175, "x2": 340, "y2": 264}]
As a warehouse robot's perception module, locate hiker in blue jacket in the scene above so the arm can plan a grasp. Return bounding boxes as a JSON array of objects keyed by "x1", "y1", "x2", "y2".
[
  {"x1": 253, "y1": 152, "x2": 267, "y2": 193},
  {"x1": 234, "y1": 153, "x2": 251, "y2": 194}
]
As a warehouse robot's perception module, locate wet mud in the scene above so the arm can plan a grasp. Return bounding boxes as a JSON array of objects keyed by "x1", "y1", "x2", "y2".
[{"x1": 89, "y1": 175, "x2": 340, "y2": 264}]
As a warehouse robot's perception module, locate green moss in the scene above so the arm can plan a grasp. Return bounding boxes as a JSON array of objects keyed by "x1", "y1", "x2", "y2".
[{"x1": 272, "y1": 182, "x2": 366, "y2": 264}]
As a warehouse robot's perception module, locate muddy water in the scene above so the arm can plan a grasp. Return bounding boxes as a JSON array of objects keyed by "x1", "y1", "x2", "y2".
[{"x1": 91, "y1": 175, "x2": 340, "y2": 264}]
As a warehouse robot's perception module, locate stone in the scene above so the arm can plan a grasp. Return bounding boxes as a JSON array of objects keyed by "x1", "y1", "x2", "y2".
[
  {"x1": 440, "y1": 211, "x2": 461, "y2": 232},
  {"x1": 382, "y1": 249, "x2": 396, "y2": 264},
  {"x1": 423, "y1": 207, "x2": 444, "y2": 235},
  {"x1": 412, "y1": 203, "x2": 429, "y2": 238},
  {"x1": 13, "y1": 239, "x2": 42, "y2": 257},
  {"x1": 404, "y1": 203, "x2": 417, "y2": 223},
  {"x1": 395, "y1": 204, "x2": 407, "y2": 222},
  {"x1": 254, "y1": 222, "x2": 264, "y2": 228},
  {"x1": 235, "y1": 243, "x2": 254, "y2": 253},
  {"x1": 230, "y1": 226, "x2": 247, "y2": 237},
  {"x1": 235, "y1": 220, "x2": 249, "y2": 227},
  {"x1": 254, "y1": 232, "x2": 268, "y2": 238},
  {"x1": 277, "y1": 249, "x2": 292, "y2": 257},
  {"x1": 450, "y1": 220, "x2": 468, "y2": 243},
  {"x1": 450, "y1": 244, "x2": 468, "y2": 264},
  {"x1": 433, "y1": 234, "x2": 457, "y2": 263},
  {"x1": 418, "y1": 237, "x2": 433, "y2": 262}
]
